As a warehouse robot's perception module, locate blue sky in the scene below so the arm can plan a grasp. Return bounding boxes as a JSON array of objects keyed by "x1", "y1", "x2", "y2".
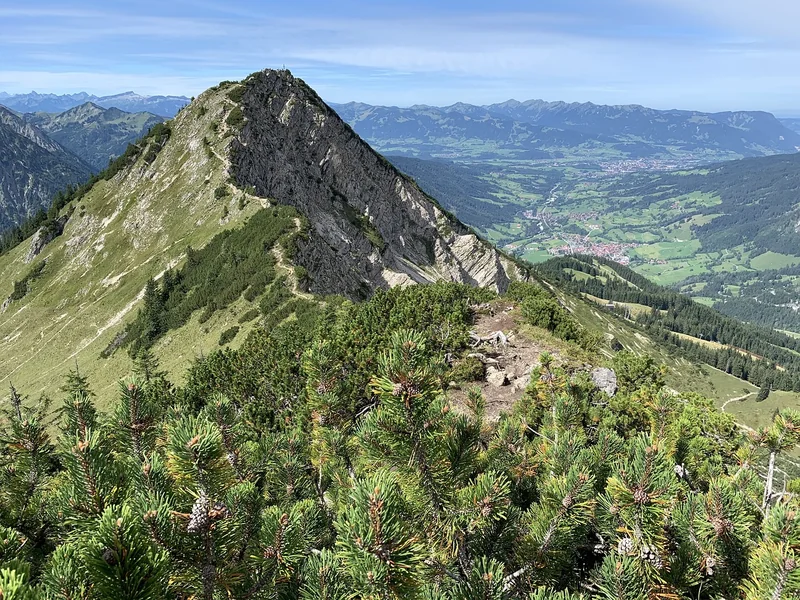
[{"x1": 1, "y1": 0, "x2": 799, "y2": 113}]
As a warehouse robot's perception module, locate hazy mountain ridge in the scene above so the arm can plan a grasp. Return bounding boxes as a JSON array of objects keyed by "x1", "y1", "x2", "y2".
[
  {"x1": 332, "y1": 99, "x2": 800, "y2": 160},
  {"x1": 24, "y1": 102, "x2": 165, "y2": 170},
  {"x1": 0, "y1": 106, "x2": 92, "y2": 230},
  {"x1": 1, "y1": 90, "x2": 190, "y2": 117},
  {"x1": 780, "y1": 118, "x2": 800, "y2": 135},
  {"x1": 478, "y1": 99, "x2": 800, "y2": 154}
]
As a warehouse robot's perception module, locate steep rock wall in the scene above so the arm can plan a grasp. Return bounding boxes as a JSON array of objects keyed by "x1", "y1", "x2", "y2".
[{"x1": 231, "y1": 69, "x2": 518, "y2": 299}]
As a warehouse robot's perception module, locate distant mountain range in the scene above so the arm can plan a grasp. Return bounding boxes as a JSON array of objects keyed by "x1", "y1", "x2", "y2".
[
  {"x1": 332, "y1": 100, "x2": 800, "y2": 161},
  {"x1": 0, "y1": 91, "x2": 190, "y2": 117},
  {"x1": 0, "y1": 106, "x2": 92, "y2": 231},
  {"x1": 24, "y1": 102, "x2": 163, "y2": 171},
  {"x1": 0, "y1": 102, "x2": 166, "y2": 229}
]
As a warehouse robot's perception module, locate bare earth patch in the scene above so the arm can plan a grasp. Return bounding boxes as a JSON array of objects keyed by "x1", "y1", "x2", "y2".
[{"x1": 447, "y1": 302, "x2": 571, "y2": 420}]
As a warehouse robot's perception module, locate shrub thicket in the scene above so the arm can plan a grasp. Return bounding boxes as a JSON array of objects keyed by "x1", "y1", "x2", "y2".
[{"x1": 2, "y1": 286, "x2": 799, "y2": 598}]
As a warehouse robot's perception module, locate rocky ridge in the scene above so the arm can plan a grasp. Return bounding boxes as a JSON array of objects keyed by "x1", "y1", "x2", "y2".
[{"x1": 232, "y1": 70, "x2": 523, "y2": 298}]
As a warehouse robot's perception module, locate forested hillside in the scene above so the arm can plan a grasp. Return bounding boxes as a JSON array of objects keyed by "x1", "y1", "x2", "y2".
[
  {"x1": 537, "y1": 255, "x2": 800, "y2": 391},
  {"x1": 603, "y1": 153, "x2": 800, "y2": 255},
  {"x1": 388, "y1": 156, "x2": 521, "y2": 228}
]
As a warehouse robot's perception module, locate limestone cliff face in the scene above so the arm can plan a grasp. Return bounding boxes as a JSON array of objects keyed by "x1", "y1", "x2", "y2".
[{"x1": 231, "y1": 69, "x2": 522, "y2": 299}]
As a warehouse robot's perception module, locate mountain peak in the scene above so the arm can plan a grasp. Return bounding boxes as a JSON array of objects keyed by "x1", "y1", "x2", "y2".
[{"x1": 231, "y1": 69, "x2": 520, "y2": 298}]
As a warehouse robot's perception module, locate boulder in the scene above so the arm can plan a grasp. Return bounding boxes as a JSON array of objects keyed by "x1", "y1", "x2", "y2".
[
  {"x1": 591, "y1": 367, "x2": 617, "y2": 397},
  {"x1": 486, "y1": 366, "x2": 509, "y2": 387}
]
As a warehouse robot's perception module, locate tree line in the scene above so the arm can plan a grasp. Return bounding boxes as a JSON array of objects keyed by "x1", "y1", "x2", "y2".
[{"x1": 537, "y1": 255, "x2": 800, "y2": 390}]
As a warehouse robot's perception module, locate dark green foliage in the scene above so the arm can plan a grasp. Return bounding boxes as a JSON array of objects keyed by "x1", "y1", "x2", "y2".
[
  {"x1": 612, "y1": 351, "x2": 665, "y2": 394},
  {"x1": 226, "y1": 85, "x2": 245, "y2": 104},
  {"x1": 225, "y1": 106, "x2": 244, "y2": 130},
  {"x1": 506, "y1": 281, "x2": 597, "y2": 349},
  {"x1": 757, "y1": 385, "x2": 771, "y2": 402},
  {"x1": 3, "y1": 282, "x2": 800, "y2": 598},
  {"x1": 8, "y1": 262, "x2": 46, "y2": 302},
  {"x1": 324, "y1": 282, "x2": 495, "y2": 410},
  {"x1": 237, "y1": 308, "x2": 260, "y2": 324},
  {"x1": 213, "y1": 185, "x2": 229, "y2": 200},
  {"x1": 218, "y1": 326, "x2": 239, "y2": 346},
  {"x1": 450, "y1": 356, "x2": 486, "y2": 382},
  {"x1": 122, "y1": 207, "x2": 297, "y2": 355}
]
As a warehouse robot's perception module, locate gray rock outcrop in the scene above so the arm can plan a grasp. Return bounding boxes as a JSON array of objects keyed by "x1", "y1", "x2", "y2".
[
  {"x1": 231, "y1": 69, "x2": 522, "y2": 299},
  {"x1": 24, "y1": 215, "x2": 69, "y2": 263},
  {"x1": 486, "y1": 366, "x2": 510, "y2": 387},
  {"x1": 591, "y1": 367, "x2": 618, "y2": 396}
]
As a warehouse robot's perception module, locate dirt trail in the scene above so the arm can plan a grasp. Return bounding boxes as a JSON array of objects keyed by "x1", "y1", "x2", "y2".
[
  {"x1": 721, "y1": 393, "x2": 754, "y2": 412},
  {"x1": 447, "y1": 303, "x2": 570, "y2": 420}
]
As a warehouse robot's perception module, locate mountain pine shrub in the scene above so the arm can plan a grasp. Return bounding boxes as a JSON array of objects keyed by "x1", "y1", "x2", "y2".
[{"x1": 1, "y1": 284, "x2": 799, "y2": 598}]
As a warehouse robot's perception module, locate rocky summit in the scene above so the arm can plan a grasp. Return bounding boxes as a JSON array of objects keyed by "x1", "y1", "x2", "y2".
[{"x1": 232, "y1": 70, "x2": 521, "y2": 298}]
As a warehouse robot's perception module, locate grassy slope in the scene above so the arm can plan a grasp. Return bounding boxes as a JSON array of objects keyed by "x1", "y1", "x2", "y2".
[
  {"x1": 0, "y1": 83, "x2": 271, "y2": 405},
  {"x1": 556, "y1": 285, "x2": 758, "y2": 402}
]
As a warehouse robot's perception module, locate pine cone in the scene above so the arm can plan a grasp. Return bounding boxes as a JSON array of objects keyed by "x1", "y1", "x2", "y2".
[
  {"x1": 711, "y1": 517, "x2": 733, "y2": 537},
  {"x1": 102, "y1": 547, "x2": 118, "y2": 565},
  {"x1": 187, "y1": 492, "x2": 210, "y2": 534},
  {"x1": 640, "y1": 544, "x2": 663, "y2": 569},
  {"x1": 633, "y1": 486, "x2": 650, "y2": 505},
  {"x1": 786, "y1": 558, "x2": 797, "y2": 572},
  {"x1": 617, "y1": 536, "x2": 634, "y2": 555}
]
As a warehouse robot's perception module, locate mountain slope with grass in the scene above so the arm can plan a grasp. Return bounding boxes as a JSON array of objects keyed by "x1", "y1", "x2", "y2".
[{"x1": 0, "y1": 70, "x2": 520, "y2": 400}]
